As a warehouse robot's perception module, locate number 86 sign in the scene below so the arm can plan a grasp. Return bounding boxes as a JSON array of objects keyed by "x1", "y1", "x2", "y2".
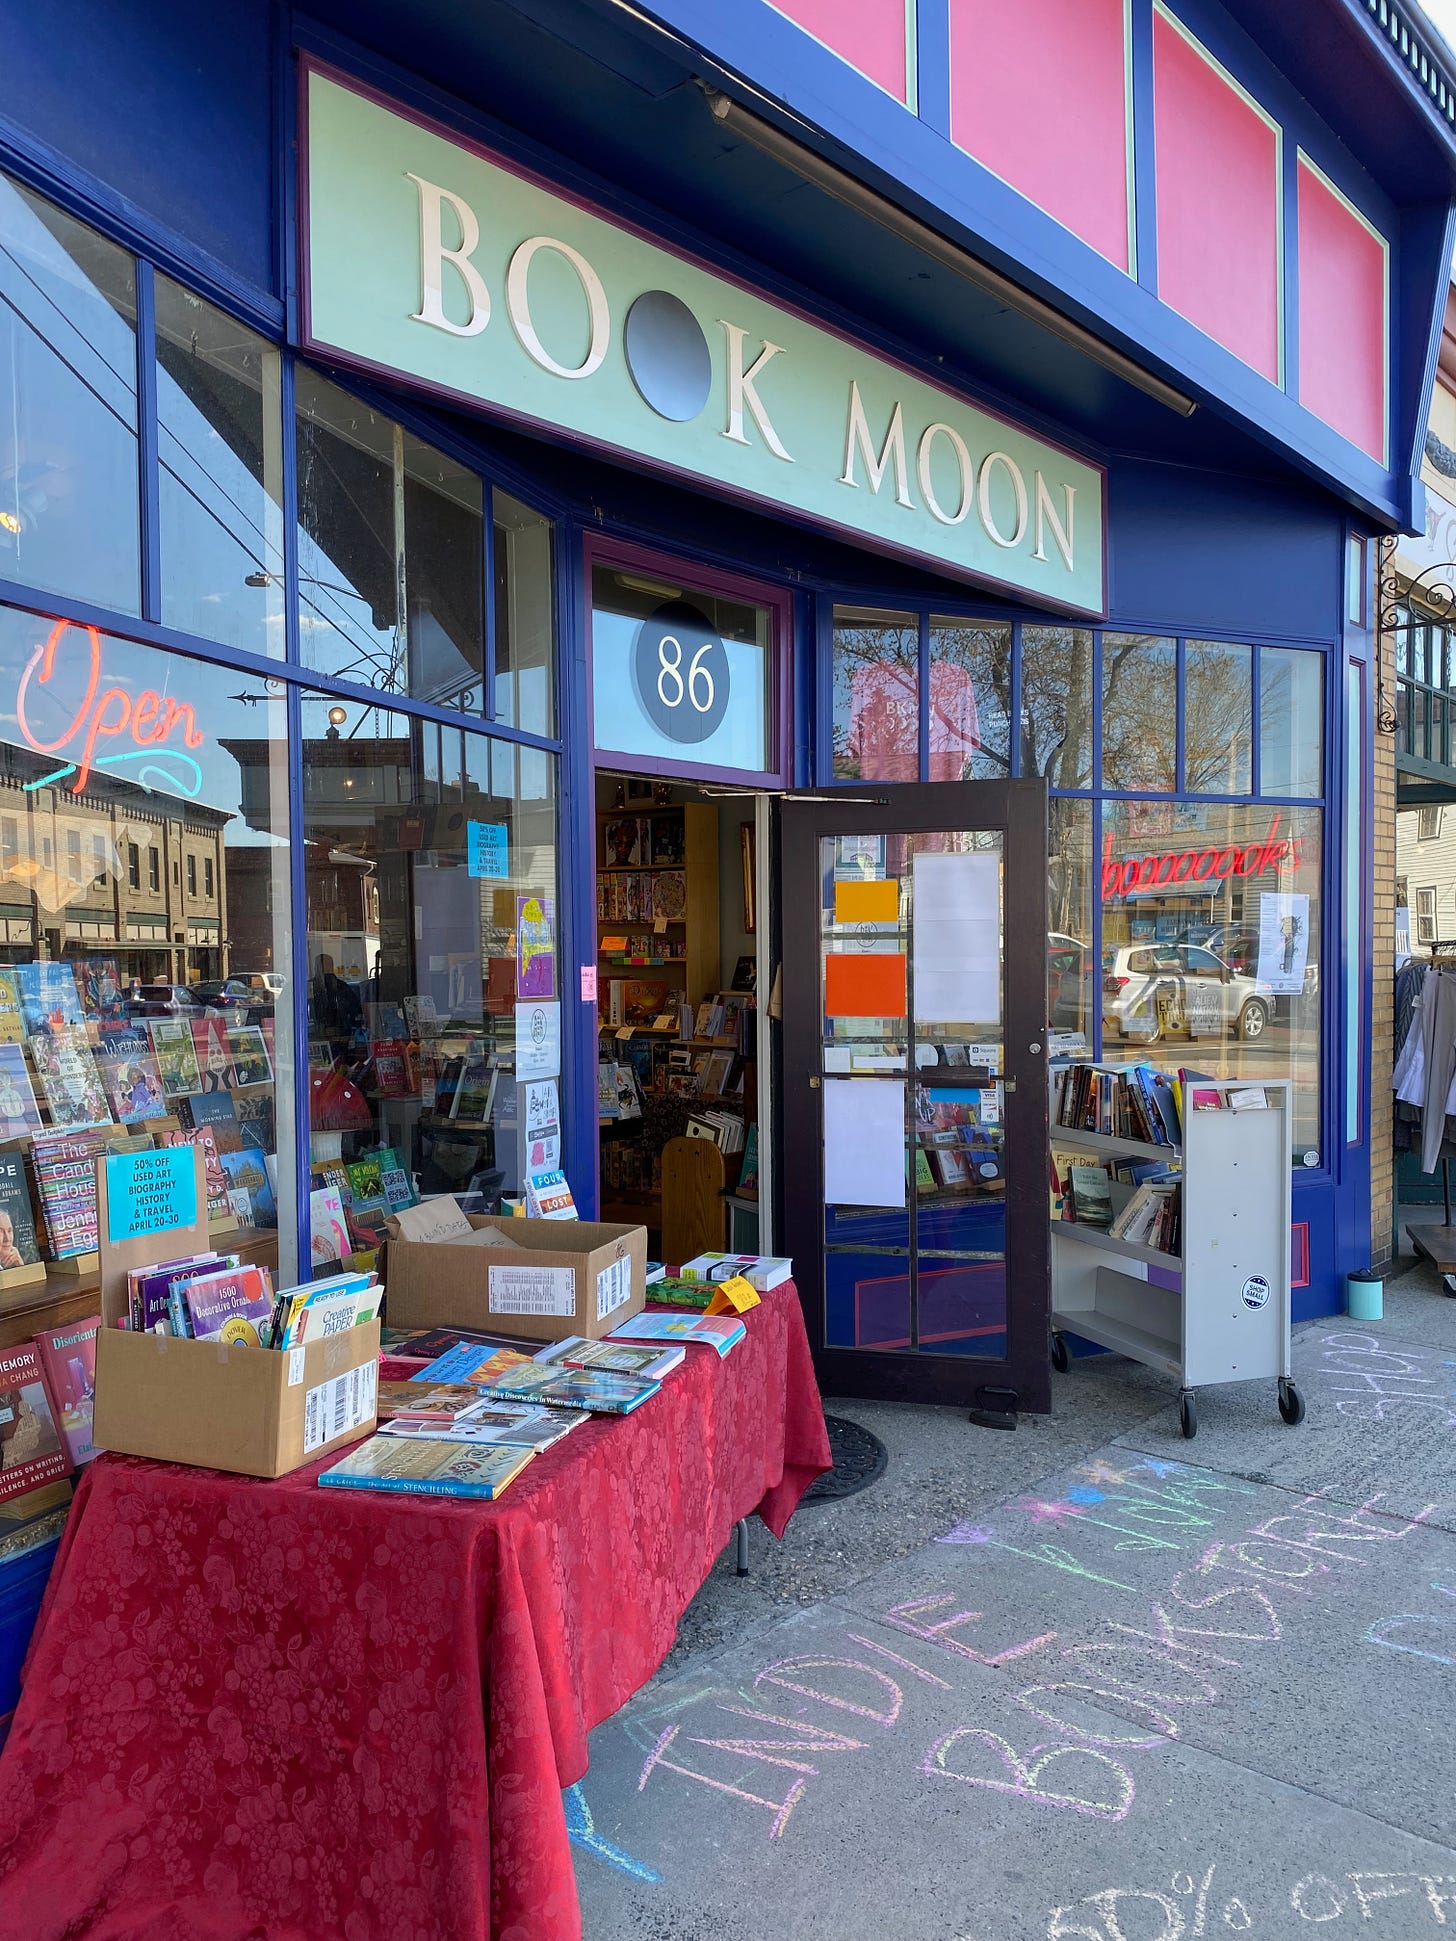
[{"x1": 632, "y1": 599, "x2": 731, "y2": 745}]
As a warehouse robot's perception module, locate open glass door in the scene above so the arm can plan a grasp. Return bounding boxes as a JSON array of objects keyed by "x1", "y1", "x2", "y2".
[{"x1": 781, "y1": 780, "x2": 1050, "y2": 1413}]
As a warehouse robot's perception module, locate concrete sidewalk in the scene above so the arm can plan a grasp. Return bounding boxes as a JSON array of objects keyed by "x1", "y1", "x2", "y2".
[{"x1": 570, "y1": 1260, "x2": 1456, "y2": 1941}]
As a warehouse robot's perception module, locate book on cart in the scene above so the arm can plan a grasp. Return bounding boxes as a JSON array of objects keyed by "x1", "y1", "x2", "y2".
[
  {"x1": 379, "y1": 1403, "x2": 582, "y2": 1451},
  {"x1": 376, "y1": 1380, "x2": 494, "y2": 1424},
  {"x1": 317, "y1": 1435, "x2": 536, "y2": 1499},
  {"x1": 676, "y1": 1251, "x2": 792, "y2": 1290},
  {"x1": 478, "y1": 1363, "x2": 662, "y2": 1414}
]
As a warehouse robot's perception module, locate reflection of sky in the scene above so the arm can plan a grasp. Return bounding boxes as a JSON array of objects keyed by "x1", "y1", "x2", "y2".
[{"x1": 592, "y1": 608, "x2": 766, "y2": 771}]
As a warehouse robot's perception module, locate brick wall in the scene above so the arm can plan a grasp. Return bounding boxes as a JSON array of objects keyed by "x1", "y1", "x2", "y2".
[{"x1": 1370, "y1": 550, "x2": 1397, "y2": 1266}]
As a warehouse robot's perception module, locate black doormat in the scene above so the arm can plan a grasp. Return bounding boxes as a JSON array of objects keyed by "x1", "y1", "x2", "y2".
[{"x1": 799, "y1": 1415, "x2": 889, "y2": 1506}]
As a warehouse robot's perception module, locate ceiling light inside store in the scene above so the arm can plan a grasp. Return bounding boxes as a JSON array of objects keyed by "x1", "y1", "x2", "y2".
[{"x1": 615, "y1": 573, "x2": 682, "y2": 598}]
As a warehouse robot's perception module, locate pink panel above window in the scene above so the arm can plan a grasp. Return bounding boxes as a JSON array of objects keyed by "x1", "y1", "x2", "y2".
[
  {"x1": 949, "y1": 0, "x2": 1131, "y2": 272},
  {"x1": 1153, "y1": 9, "x2": 1281, "y2": 383},
  {"x1": 1297, "y1": 160, "x2": 1387, "y2": 464},
  {"x1": 768, "y1": 0, "x2": 910, "y2": 102}
]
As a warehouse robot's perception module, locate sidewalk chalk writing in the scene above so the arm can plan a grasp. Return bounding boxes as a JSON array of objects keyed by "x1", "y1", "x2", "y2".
[{"x1": 1041, "y1": 1861, "x2": 1456, "y2": 1940}]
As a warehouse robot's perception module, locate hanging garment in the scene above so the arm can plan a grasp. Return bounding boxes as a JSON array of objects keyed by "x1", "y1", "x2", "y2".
[{"x1": 1420, "y1": 967, "x2": 1456, "y2": 1170}]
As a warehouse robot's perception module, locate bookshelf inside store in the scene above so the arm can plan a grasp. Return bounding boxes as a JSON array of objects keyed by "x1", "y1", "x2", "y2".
[{"x1": 596, "y1": 777, "x2": 760, "y2": 1246}]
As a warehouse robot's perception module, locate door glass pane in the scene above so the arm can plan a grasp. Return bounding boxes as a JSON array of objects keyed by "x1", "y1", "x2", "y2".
[
  {"x1": 831, "y1": 607, "x2": 918, "y2": 780},
  {"x1": 1184, "y1": 640, "x2": 1252, "y2": 793},
  {"x1": 155, "y1": 275, "x2": 285, "y2": 658},
  {"x1": 0, "y1": 174, "x2": 139, "y2": 614},
  {"x1": 928, "y1": 618, "x2": 1010, "y2": 778},
  {"x1": 1098, "y1": 800, "x2": 1322, "y2": 1159},
  {"x1": 1102, "y1": 634, "x2": 1176, "y2": 790},
  {"x1": 819, "y1": 829, "x2": 1006, "y2": 1358}
]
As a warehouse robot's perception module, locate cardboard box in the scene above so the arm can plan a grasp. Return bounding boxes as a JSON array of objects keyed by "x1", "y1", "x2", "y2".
[
  {"x1": 93, "y1": 1318, "x2": 380, "y2": 1479},
  {"x1": 383, "y1": 1215, "x2": 647, "y2": 1343}
]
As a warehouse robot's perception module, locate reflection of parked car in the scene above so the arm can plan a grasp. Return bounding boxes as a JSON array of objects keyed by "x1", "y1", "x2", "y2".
[
  {"x1": 194, "y1": 974, "x2": 279, "y2": 1023},
  {"x1": 1103, "y1": 945, "x2": 1272, "y2": 1044},
  {"x1": 127, "y1": 983, "x2": 204, "y2": 1018},
  {"x1": 1047, "y1": 934, "x2": 1090, "y2": 1031}
]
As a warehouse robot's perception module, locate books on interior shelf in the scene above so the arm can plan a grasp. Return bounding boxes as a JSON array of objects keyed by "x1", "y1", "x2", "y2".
[
  {"x1": 30, "y1": 1026, "x2": 110, "y2": 1130},
  {"x1": 29, "y1": 1126, "x2": 128, "y2": 1258},
  {"x1": 608, "y1": 1310, "x2": 746, "y2": 1358},
  {"x1": 0, "y1": 1341, "x2": 73, "y2": 1501},
  {"x1": 1054, "y1": 1063, "x2": 1181, "y2": 1146},
  {"x1": 30, "y1": 1316, "x2": 99, "y2": 1467},
  {"x1": 1068, "y1": 1164, "x2": 1113, "y2": 1228},
  {"x1": 0, "y1": 1149, "x2": 40, "y2": 1269},
  {"x1": 317, "y1": 1436, "x2": 536, "y2": 1500},
  {"x1": 533, "y1": 1334, "x2": 685, "y2": 1382}
]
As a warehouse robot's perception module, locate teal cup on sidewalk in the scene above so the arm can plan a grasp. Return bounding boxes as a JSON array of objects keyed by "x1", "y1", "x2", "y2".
[{"x1": 1346, "y1": 1270, "x2": 1383, "y2": 1321}]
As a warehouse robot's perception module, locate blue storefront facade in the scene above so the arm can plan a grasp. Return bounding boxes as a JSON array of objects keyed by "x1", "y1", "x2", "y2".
[{"x1": 0, "y1": 0, "x2": 1453, "y2": 1357}]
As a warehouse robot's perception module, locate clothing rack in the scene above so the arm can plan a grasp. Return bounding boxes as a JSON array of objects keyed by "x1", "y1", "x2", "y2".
[{"x1": 1400, "y1": 950, "x2": 1456, "y2": 1291}]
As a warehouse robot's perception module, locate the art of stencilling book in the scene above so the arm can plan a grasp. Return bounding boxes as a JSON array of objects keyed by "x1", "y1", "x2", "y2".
[{"x1": 317, "y1": 1437, "x2": 536, "y2": 1500}]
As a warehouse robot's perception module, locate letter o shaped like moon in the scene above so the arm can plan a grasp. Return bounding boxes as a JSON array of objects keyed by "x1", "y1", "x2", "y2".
[
  {"x1": 624, "y1": 290, "x2": 712, "y2": 421},
  {"x1": 505, "y1": 235, "x2": 610, "y2": 380}
]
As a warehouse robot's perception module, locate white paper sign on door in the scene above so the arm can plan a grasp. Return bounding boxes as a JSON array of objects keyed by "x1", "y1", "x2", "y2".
[
  {"x1": 912, "y1": 852, "x2": 1001, "y2": 1025},
  {"x1": 823, "y1": 1077, "x2": 905, "y2": 1209}
]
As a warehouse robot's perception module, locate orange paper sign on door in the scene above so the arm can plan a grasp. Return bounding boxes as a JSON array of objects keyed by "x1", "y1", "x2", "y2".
[
  {"x1": 834, "y1": 879, "x2": 898, "y2": 925},
  {"x1": 824, "y1": 953, "x2": 907, "y2": 1018}
]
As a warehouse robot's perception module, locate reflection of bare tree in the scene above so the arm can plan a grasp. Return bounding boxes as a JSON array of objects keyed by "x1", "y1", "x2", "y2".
[
  {"x1": 1099, "y1": 636, "x2": 1252, "y2": 792},
  {"x1": 930, "y1": 623, "x2": 1010, "y2": 778},
  {"x1": 1021, "y1": 626, "x2": 1093, "y2": 788}
]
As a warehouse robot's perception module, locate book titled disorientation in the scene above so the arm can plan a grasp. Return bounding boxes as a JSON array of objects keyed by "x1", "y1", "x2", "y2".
[{"x1": 317, "y1": 1436, "x2": 535, "y2": 1500}]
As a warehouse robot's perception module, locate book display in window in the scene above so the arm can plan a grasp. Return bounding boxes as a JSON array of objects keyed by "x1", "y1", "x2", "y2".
[{"x1": 29, "y1": 1028, "x2": 110, "y2": 1131}]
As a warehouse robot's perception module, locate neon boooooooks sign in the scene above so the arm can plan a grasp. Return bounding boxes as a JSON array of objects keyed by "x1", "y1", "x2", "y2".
[
  {"x1": 16, "y1": 621, "x2": 205, "y2": 797},
  {"x1": 1101, "y1": 815, "x2": 1305, "y2": 900}
]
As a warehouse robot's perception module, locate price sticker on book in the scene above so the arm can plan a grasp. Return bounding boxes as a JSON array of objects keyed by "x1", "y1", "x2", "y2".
[{"x1": 706, "y1": 1275, "x2": 760, "y2": 1315}]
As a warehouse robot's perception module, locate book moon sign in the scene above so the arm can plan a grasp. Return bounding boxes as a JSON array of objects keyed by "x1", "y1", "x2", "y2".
[{"x1": 408, "y1": 175, "x2": 1078, "y2": 573}]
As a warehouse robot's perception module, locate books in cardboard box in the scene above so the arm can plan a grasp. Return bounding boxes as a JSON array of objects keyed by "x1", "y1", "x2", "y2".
[
  {"x1": 183, "y1": 1264, "x2": 275, "y2": 1347},
  {"x1": 317, "y1": 1436, "x2": 535, "y2": 1499},
  {"x1": 0, "y1": 1341, "x2": 72, "y2": 1501}
]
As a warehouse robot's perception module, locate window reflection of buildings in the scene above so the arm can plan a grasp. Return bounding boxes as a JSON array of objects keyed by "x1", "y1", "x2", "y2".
[{"x1": 0, "y1": 741, "x2": 228, "y2": 980}]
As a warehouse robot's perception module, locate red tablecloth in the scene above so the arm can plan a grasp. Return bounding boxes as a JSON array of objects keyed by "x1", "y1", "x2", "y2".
[{"x1": 0, "y1": 1284, "x2": 828, "y2": 1941}]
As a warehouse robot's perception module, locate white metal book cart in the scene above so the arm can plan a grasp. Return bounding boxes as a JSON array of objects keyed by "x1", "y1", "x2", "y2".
[{"x1": 1049, "y1": 1072, "x2": 1303, "y2": 1438}]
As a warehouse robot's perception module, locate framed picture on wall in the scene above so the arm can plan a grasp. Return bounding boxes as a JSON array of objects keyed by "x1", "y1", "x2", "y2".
[{"x1": 741, "y1": 822, "x2": 756, "y2": 935}]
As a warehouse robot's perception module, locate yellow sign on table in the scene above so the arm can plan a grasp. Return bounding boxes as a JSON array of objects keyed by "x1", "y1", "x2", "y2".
[
  {"x1": 834, "y1": 879, "x2": 898, "y2": 925},
  {"x1": 706, "y1": 1275, "x2": 761, "y2": 1315}
]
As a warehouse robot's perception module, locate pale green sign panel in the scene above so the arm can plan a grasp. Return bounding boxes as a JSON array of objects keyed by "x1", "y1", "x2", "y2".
[{"x1": 302, "y1": 66, "x2": 1106, "y2": 615}]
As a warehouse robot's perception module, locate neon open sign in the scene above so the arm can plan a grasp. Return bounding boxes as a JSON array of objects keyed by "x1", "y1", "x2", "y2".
[
  {"x1": 1101, "y1": 815, "x2": 1306, "y2": 900},
  {"x1": 16, "y1": 621, "x2": 205, "y2": 798}
]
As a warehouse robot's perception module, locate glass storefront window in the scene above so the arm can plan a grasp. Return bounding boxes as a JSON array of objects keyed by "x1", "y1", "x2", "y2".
[
  {"x1": 0, "y1": 175, "x2": 140, "y2": 615},
  {"x1": 1097, "y1": 799, "x2": 1322, "y2": 1156},
  {"x1": 1020, "y1": 624, "x2": 1093, "y2": 786},
  {"x1": 1046, "y1": 799, "x2": 1093, "y2": 1049},
  {"x1": 1259, "y1": 646, "x2": 1323, "y2": 797},
  {"x1": 155, "y1": 275, "x2": 285, "y2": 658},
  {"x1": 294, "y1": 370, "x2": 484, "y2": 707},
  {"x1": 0, "y1": 603, "x2": 296, "y2": 1273},
  {"x1": 832, "y1": 607, "x2": 918, "y2": 780},
  {"x1": 300, "y1": 696, "x2": 559, "y2": 1270},
  {"x1": 1102, "y1": 635, "x2": 1176, "y2": 791},
  {"x1": 927, "y1": 619, "x2": 1010, "y2": 778},
  {"x1": 494, "y1": 491, "x2": 554, "y2": 736},
  {"x1": 1184, "y1": 641, "x2": 1252, "y2": 793}
]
